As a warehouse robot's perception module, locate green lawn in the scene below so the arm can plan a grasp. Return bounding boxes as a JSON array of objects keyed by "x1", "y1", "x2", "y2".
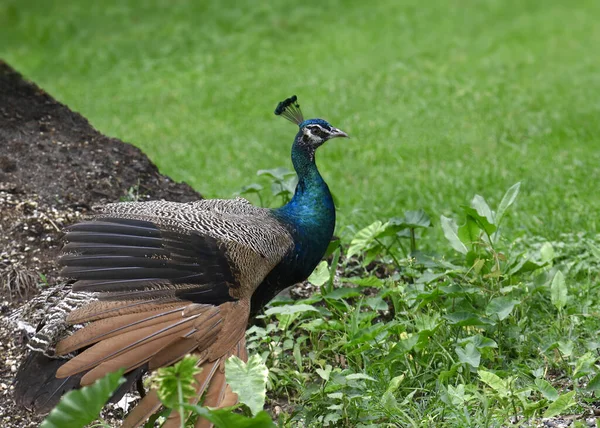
[{"x1": 2, "y1": 0, "x2": 599, "y2": 241}]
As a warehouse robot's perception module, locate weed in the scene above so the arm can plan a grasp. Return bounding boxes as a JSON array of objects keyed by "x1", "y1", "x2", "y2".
[{"x1": 41, "y1": 184, "x2": 600, "y2": 426}]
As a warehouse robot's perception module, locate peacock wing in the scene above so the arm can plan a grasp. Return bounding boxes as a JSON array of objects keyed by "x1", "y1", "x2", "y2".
[
  {"x1": 46, "y1": 198, "x2": 292, "y2": 420},
  {"x1": 60, "y1": 197, "x2": 294, "y2": 303}
]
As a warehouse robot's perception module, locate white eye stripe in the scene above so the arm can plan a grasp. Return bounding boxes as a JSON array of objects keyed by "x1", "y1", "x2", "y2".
[
  {"x1": 306, "y1": 125, "x2": 330, "y2": 136},
  {"x1": 303, "y1": 127, "x2": 322, "y2": 142}
]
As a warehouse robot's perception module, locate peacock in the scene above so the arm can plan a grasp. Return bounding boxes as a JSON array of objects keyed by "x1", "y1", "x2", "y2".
[{"x1": 13, "y1": 95, "x2": 348, "y2": 427}]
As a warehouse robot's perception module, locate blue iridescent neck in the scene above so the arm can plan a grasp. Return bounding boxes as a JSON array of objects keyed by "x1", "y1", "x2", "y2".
[
  {"x1": 274, "y1": 132, "x2": 335, "y2": 228},
  {"x1": 253, "y1": 128, "x2": 337, "y2": 311},
  {"x1": 272, "y1": 131, "x2": 335, "y2": 274}
]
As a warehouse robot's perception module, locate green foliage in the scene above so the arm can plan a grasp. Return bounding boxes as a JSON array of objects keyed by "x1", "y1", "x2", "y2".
[
  {"x1": 347, "y1": 209, "x2": 432, "y2": 264},
  {"x1": 249, "y1": 183, "x2": 600, "y2": 426},
  {"x1": 120, "y1": 182, "x2": 142, "y2": 202},
  {"x1": 41, "y1": 370, "x2": 125, "y2": 428},
  {"x1": 42, "y1": 181, "x2": 600, "y2": 426},
  {"x1": 543, "y1": 391, "x2": 577, "y2": 418},
  {"x1": 225, "y1": 355, "x2": 269, "y2": 416},
  {"x1": 150, "y1": 355, "x2": 202, "y2": 410},
  {"x1": 550, "y1": 270, "x2": 567, "y2": 310},
  {"x1": 237, "y1": 167, "x2": 297, "y2": 207},
  {"x1": 147, "y1": 354, "x2": 272, "y2": 427},
  {"x1": 183, "y1": 406, "x2": 276, "y2": 428}
]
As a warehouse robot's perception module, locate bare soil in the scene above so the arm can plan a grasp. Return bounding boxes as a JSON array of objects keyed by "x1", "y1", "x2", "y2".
[{"x1": 0, "y1": 60, "x2": 201, "y2": 426}]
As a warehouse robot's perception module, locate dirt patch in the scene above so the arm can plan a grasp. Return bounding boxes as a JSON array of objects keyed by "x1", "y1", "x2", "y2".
[{"x1": 0, "y1": 61, "x2": 201, "y2": 426}]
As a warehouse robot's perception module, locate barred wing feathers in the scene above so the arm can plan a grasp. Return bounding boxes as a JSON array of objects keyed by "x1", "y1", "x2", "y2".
[
  {"x1": 61, "y1": 197, "x2": 294, "y2": 303},
  {"x1": 28, "y1": 198, "x2": 294, "y2": 425}
]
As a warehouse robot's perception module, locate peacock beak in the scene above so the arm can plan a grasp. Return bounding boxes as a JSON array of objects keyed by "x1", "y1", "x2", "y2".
[{"x1": 329, "y1": 128, "x2": 349, "y2": 139}]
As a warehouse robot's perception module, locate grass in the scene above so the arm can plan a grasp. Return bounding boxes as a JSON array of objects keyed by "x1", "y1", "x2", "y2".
[
  {"x1": 2, "y1": 0, "x2": 600, "y2": 240},
  {"x1": 246, "y1": 185, "x2": 600, "y2": 427},
  {"x1": 4, "y1": 1, "x2": 600, "y2": 427},
  {"x1": 45, "y1": 183, "x2": 600, "y2": 427}
]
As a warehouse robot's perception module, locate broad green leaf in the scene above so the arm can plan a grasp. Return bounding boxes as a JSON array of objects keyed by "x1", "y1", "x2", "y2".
[
  {"x1": 365, "y1": 296, "x2": 388, "y2": 311},
  {"x1": 456, "y1": 343, "x2": 481, "y2": 368},
  {"x1": 300, "y1": 318, "x2": 326, "y2": 332},
  {"x1": 265, "y1": 304, "x2": 319, "y2": 316},
  {"x1": 184, "y1": 406, "x2": 276, "y2": 428},
  {"x1": 485, "y1": 297, "x2": 520, "y2": 321},
  {"x1": 508, "y1": 256, "x2": 546, "y2": 275},
  {"x1": 440, "y1": 215, "x2": 468, "y2": 254},
  {"x1": 238, "y1": 183, "x2": 263, "y2": 194},
  {"x1": 496, "y1": 182, "x2": 521, "y2": 225},
  {"x1": 543, "y1": 391, "x2": 576, "y2": 417},
  {"x1": 324, "y1": 287, "x2": 361, "y2": 300},
  {"x1": 388, "y1": 209, "x2": 432, "y2": 229},
  {"x1": 380, "y1": 388, "x2": 398, "y2": 412},
  {"x1": 346, "y1": 373, "x2": 376, "y2": 381},
  {"x1": 316, "y1": 364, "x2": 332, "y2": 382},
  {"x1": 388, "y1": 374, "x2": 404, "y2": 392},
  {"x1": 557, "y1": 340, "x2": 574, "y2": 357},
  {"x1": 225, "y1": 355, "x2": 269, "y2": 416},
  {"x1": 380, "y1": 375, "x2": 404, "y2": 411},
  {"x1": 462, "y1": 206, "x2": 497, "y2": 236},
  {"x1": 41, "y1": 370, "x2": 125, "y2": 428},
  {"x1": 323, "y1": 413, "x2": 342, "y2": 424},
  {"x1": 573, "y1": 352, "x2": 596, "y2": 378},
  {"x1": 256, "y1": 167, "x2": 294, "y2": 181},
  {"x1": 271, "y1": 176, "x2": 297, "y2": 198},
  {"x1": 478, "y1": 369, "x2": 509, "y2": 397},
  {"x1": 340, "y1": 276, "x2": 384, "y2": 287},
  {"x1": 416, "y1": 272, "x2": 445, "y2": 284},
  {"x1": 446, "y1": 384, "x2": 473, "y2": 406},
  {"x1": 535, "y1": 378, "x2": 559, "y2": 401},
  {"x1": 471, "y1": 194, "x2": 495, "y2": 225},
  {"x1": 540, "y1": 242, "x2": 555, "y2": 264},
  {"x1": 347, "y1": 221, "x2": 388, "y2": 259},
  {"x1": 324, "y1": 238, "x2": 341, "y2": 259},
  {"x1": 308, "y1": 261, "x2": 330, "y2": 286},
  {"x1": 404, "y1": 209, "x2": 432, "y2": 228},
  {"x1": 586, "y1": 373, "x2": 600, "y2": 392},
  {"x1": 458, "y1": 215, "x2": 481, "y2": 248},
  {"x1": 458, "y1": 334, "x2": 498, "y2": 349},
  {"x1": 444, "y1": 311, "x2": 495, "y2": 326},
  {"x1": 550, "y1": 271, "x2": 567, "y2": 310},
  {"x1": 392, "y1": 334, "x2": 419, "y2": 354}
]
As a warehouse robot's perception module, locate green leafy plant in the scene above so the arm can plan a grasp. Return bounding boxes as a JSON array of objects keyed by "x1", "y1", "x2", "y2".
[
  {"x1": 148, "y1": 354, "x2": 273, "y2": 427},
  {"x1": 41, "y1": 183, "x2": 600, "y2": 427},
  {"x1": 225, "y1": 355, "x2": 270, "y2": 416},
  {"x1": 41, "y1": 370, "x2": 125, "y2": 428},
  {"x1": 346, "y1": 208, "x2": 432, "y2": 266},
  {"x1": 249, "y1": 181, "x2": 600, "y2": 426},
  {"x1": 237, "y1": 167, "x2": 297, "y2": 207},
  {"x1": 120, "y1": 181, "x2": 142, "y2": 202},
  {"x1": 149, "y1": 355, "x2": 202, "y2": 424}
]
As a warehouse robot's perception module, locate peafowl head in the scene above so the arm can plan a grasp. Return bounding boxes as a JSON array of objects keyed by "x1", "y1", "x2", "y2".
[{"x1": 275, "y1": 96, "x2": 348, "y2": 153}]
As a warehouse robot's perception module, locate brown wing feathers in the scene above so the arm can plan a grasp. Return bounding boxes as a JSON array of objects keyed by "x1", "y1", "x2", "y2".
[
  {"x1": 55, "y1": 297, "x2": 249, "y2": 423},
  {"x1": 14, "y1": 200, "x2": 293, "y2": 425}
]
